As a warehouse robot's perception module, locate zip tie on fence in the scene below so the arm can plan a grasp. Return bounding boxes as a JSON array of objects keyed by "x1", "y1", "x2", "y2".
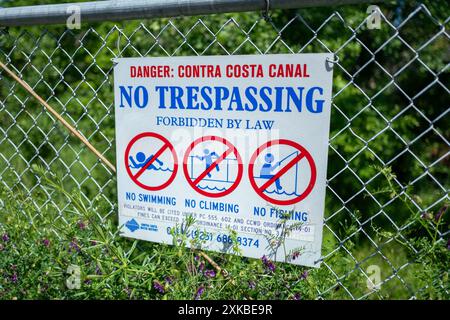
[
  {"x1": 0, "y1": 60, "x2": 116, "y2": 173},
  {"x1": 110, "y1": 25, "x2": 123, "y2": 65},
  {"x1": 326, "y1": 54, "x2": 340, "y2": 64},
  {"x1": 0, "y1": 59, "x2": 228, "y2": 278},
  {"x1": 262, "y1": 0, "x2": 271, "y2": 21}
]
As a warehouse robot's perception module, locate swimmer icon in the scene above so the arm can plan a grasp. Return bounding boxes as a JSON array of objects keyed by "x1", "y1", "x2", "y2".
[
  {"x1": 129, "y1": 152, "x2": 164, "y2": 170},
  {"x1": 125, "y1": 132, "x2": 178, "y2": 191}
]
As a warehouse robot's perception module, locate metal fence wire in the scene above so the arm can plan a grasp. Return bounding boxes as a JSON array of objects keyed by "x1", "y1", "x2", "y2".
[{"x1": 0, "y1": 1, "x2": 449, "y2": 299}]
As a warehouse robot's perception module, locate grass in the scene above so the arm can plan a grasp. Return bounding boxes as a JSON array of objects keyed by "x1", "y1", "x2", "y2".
[{"x1": 0, "y1": 166, "x2": 448, "y2": 300}]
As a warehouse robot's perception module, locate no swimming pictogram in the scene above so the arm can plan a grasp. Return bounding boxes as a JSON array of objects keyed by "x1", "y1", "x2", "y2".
[
  {"x1": 183, "y1": 136, "x2": 243, "y2": 198},
  {"x1": 115, "y1": 53, "x2": 334, "y2": 267},
  {"x1": 248, "y1": 139, "x2": 317, "y2": 205},
  {"x1": 125, "y1": 132, "x2": 178, "y2": 191}
]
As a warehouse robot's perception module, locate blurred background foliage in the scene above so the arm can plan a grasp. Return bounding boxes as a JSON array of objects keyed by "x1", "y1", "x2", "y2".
[{"x1": 0, "y1": 0, "x2": 449, "y2": 299}]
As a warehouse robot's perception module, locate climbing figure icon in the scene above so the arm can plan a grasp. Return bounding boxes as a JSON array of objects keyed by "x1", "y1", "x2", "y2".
[
  {"x1": 196, "y1": 149, "x2": 220, "y2": 177},
  {"x1": 183, "y1": 135, "x2": 243, "y2": 198},
  {"x1": 129, "y1": 151, "x2": 164, "y2": 170},
  {"x1": 259, "y1": 153, "x2": 283, "y2": 191}
]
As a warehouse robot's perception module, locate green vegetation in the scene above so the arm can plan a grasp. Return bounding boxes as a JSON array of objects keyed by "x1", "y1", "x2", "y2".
[
  {"x1": 0, "y1": 0, "x2": 449, "y2": 299},
  {"x1": 0, "y1": 166, "x2": 448, "y2": 299}
]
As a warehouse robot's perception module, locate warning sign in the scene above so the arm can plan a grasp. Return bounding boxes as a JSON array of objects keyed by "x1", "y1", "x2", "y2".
[{"x1": 114, "y1": 53, "x2": 334, "y2": 267}]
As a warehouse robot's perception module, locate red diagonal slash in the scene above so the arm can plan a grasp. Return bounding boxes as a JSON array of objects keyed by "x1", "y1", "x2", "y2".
[
  {"x1": 257, "y1": 152, "x2": 305, "y2": 193},
  {"x1": 132, "y1": 143, "x2": 169, "y2": 180},
  {"x1": 192, "y1": 147, "x2": 234, "y2": 185}
]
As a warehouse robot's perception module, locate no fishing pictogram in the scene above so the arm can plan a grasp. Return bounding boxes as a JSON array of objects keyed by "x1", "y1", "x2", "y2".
[
  {"x1": 248, "y1": 139, "x2": 317, "y2": 205},
  {"x1": 125, "y1": 132, "x2": 178, "y2": 191},
  {"x1": 183, "y1": 136, "x2": 243, "y2": 198}
]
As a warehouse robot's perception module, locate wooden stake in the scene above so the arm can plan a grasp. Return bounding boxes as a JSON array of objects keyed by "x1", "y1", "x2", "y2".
[{"x1": 0, "y1": 60, "x2": 116, "y2": 173}]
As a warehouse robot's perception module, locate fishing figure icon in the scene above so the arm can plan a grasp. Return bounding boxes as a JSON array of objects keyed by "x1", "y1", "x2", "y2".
[
  {"x1": 259, "y1": 153, "x2": 283, "y2": 191},
  {"x1": 256, "y1": 151, "x2": 301, "y2": 195}
]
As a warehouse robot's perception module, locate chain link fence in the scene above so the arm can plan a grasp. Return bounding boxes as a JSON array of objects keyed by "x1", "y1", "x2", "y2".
[{"x1": 0, "y1": 1, "x2": 449, "y2": 299}]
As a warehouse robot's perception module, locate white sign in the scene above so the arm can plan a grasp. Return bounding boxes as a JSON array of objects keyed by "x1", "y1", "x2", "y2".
[{"x1": 114, "y1": 54, "x2": 333, "y2": 267}]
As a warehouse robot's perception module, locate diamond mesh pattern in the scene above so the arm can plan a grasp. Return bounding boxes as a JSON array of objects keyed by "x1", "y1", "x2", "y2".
[{"x1": 0, "y1": 3, "x2": 448, "y2": 299}]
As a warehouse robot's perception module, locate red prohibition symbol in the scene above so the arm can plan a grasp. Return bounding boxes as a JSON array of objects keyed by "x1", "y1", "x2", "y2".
[
  {"x1": 248, "y1": 139, "x2": 317, "y2": 205},
  {"x1": 183, "y1": 136, "x2": 243, "y2": 198},
  {"x1": 125, "y1": 132, "x2": 178, "y2": 191}
]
